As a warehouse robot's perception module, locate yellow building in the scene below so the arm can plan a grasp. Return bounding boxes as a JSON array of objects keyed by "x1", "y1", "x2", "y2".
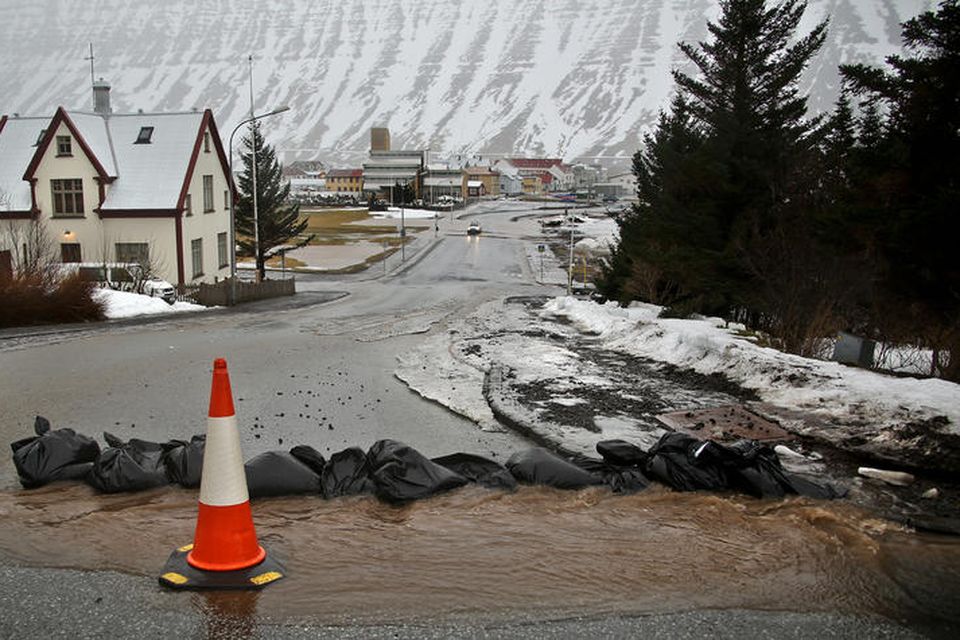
[
  {"x1": 326, "y1": 168, "x2": 363, "y2": 193},
  {"x1": 464, "y1": 166, "x2": 500, "y2": 196}
]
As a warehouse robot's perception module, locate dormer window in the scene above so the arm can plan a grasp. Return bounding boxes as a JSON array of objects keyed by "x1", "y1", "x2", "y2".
[
  {"x1": 56, "y1": 135, "x2": 72, "y2": 156},
  {"x1": 135, "y1": 126, "x2": 154, "y2": 144},
  {"x1": 35, "y1": 129, "x2": 47, "y2": 147}
]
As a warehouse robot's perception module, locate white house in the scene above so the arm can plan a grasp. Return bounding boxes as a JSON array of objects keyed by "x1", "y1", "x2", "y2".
[{"x1": 0, "y1": 81, "x2": 232, "y2": 288}]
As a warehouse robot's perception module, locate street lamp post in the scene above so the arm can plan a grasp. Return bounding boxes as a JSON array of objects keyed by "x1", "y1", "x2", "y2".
[{"x1": 228, "y1": 105, "x2": 290, "y2": 304}]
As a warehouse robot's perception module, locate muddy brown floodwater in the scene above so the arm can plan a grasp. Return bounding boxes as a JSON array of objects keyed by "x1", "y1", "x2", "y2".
[{"x1": 0, "y1": 483, "x2": 958, "y2": 633}]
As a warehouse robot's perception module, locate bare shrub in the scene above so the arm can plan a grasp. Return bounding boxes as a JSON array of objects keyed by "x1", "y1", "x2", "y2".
[{"x1": 0, "y1": 220, "x2": 105, "y2": 327}]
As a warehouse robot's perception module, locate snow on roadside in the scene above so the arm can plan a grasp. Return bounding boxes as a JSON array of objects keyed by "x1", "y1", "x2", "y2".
[
  {"x1": 93, "y1": 289, "x2": 210, "y2": 319},
  {"x1": 370, "y1": 207, "x2": 440, "y2": 220},
  {"x1": 541, "y1": 296, "x2": 960, "y2": 434}
]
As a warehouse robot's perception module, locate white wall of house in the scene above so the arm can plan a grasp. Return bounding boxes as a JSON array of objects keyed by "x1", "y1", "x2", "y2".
[
  {"x1": 32, "y1": 121, "x2": 105, "y2": 263},
  {"x1": 180, "y1": 123, "x2": 231, "y2": 284}
]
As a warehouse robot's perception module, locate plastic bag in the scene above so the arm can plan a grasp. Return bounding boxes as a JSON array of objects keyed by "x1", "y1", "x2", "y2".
[
  {"x1": 161, "y1": 435, "x2": 205, "y2": 488},
  {"x1": 367, "y1": 440, "x2": 468, "y2": 503},
  {"x1": 321, "y1": 447, "x2": 374, "y2": 499},
  {"x1": 245, "y1": 450, "x2": 322, "y2": 498},
  {"x1": 506, "y1": 447, "x2": 603, "y2": 490},
  {"x1": 432, "y1": 452, "x2": 517, "y2": 490},
  {"x1": 87, "y1": 433, "x2": 168, "y2": 493},
  {"x1": 596, "y1": 439, "x2": 648, "y2": 467},
  {"x1": 10, "y1": 416, "x2": 100, "y2": 488}
]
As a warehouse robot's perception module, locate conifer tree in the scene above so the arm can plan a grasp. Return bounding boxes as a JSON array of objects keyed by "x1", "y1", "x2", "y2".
[
  {"x1": 235, "y1": 122, "x2": 310, "y2": 281},
  {"x1": 840, "y1": 0, "x2": 960, "y2": 379},
  {"x1": 603, "y1": 0, "x2": 827, "y2": 319}
]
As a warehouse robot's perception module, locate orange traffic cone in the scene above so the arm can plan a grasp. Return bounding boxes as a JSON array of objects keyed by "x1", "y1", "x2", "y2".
[{"x1": 159, "y1": 358, "x2": 284, "y2": 590}]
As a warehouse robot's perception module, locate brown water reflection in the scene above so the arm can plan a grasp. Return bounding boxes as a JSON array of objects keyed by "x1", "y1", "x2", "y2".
[{"x1": 0, "y1": 483, "x2": 958, "y2": 627}]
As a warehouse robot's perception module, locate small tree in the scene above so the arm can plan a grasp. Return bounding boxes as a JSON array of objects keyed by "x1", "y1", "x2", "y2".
[{"x1": 235, "y1": 122, "x2": 310, "y2": 280}]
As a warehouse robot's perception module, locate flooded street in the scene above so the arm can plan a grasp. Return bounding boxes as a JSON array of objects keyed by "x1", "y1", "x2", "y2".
[
  {"x1": 1, "y1": 203, "x2": 957, "y2": 637},
  {"x1": 1, "y1": 483, "x2": 958, "y2": 633}
]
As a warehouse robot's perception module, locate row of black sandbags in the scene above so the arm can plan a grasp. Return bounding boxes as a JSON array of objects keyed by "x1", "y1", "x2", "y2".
[{"x1": 10, "y1": 416, "x2": 843, "y2": 501}]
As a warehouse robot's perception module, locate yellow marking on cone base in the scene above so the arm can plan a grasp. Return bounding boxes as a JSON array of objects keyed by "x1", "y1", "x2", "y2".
[
  {"x1": 162, "y1": 572, "x2": 189, "y2": 585},
  {"x1": 177, "y1": 544, "x2": 194, "y2": 553},
  {"x1": 249, "y1": 571, "x2": 283, "y2": 586}
]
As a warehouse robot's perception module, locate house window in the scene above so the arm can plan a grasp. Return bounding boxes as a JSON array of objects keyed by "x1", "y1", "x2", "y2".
[
  {"x1": 224, "y1": 189, "x2": 229, "y2": 210},
  {"x1": 185, "y1": 194, "x2": 192, "y2": 216},
  {"x1": 191, "y1": 238, "x2": 203, "y2": 278},
  {"x1": 51, "y1": 179, "x2": 84, "y2": 215},
  {"x1": 34, "y1": 129, "x2": 47, "y2": 147},
  {"x1": 204, "y1": 132, "x2": 211, "y2": 153},
  {"x1": 115, "y1": 242, "x2": 149, "y2": 265},
  {"x1": 203, "y1": 175, "x2": 214, "y2": 212},
  {"x1": 135, "y1": 127, "x2": 154, "y2": 144},
  {"x1": 218, "y1": 232, "x2": 229, "y2": 269},
  {"x1": 56, "y1": 135, "x2": 72, "y2": 156},
  {"x1": 60, "y1": 243, "x2": 81, "y2": 263}
]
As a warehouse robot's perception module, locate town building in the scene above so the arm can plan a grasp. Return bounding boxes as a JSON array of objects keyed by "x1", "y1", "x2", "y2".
[
  {"x1": 422, "y1": 164, "x2": 466, "y2": 202},
  {"x1": 325, "y1": 168, "x2": 363, "y2": 193},
  {"x1": 0, "y1": 80, "x2": 231, "y2": 287},
  {"x1": 464, "y1": 166, "x2": 500, "y2": 196}
]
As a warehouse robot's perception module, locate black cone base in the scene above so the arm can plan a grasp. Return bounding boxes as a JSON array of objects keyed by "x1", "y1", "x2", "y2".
[{"x1": 158, "y1": 543, "x2": 285, "y2": 590}]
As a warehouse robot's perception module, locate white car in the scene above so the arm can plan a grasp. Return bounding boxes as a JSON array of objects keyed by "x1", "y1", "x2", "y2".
[
  {"x1": 467, "y1": 221, "x2": 482, "y2": 235},
  {"x1": 142, "y1": 278, "x2": 177, "y2": 304}
]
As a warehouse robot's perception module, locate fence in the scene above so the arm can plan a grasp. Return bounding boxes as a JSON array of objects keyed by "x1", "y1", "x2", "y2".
[{"x1": 180, "y1": 277, "x2": 296, "y2": 307}]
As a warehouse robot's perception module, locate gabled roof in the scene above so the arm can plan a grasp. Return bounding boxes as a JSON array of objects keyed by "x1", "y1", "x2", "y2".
[
  {"x1": 1, "y1": 107, "x2": 230, "y2": 214},
  {"x1": 23, "y1": 107, "x2": 114, "y2": 182},
  {"x1": 327, "y1": 168, "x2": 363, "y2": 178},
  {"x1": 0, "y1": 115, "x2": 47, "y2": 212},
  {"x1": 506, "y1": 158, "x2": 564, "y2": 169}
]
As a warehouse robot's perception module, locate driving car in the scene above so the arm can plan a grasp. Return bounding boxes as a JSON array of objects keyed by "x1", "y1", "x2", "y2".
[{"x1": 467, "y1": 220, "x2": 482, "y2": 235}]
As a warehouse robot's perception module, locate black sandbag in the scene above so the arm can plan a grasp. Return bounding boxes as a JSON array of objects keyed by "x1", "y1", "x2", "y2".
[
  {"x1": 321, "y1": 447, "x2": 374, "y2": 499},
  {"x1": 506, "y1": 447, "x2": 604, "y2": 490},
  {"x1": 87, "y1": 433, "x2": 168, "y2": 493},
  {"x1": 644, "y1": 432, "x2": 730, "y2": 492},
  {"x1": 10, "y1": 416, "x2": 101, "y2": 488},
  {"x1": 245, "y1": 450, "x2": 321, "y2": 498},
  {"x1": 432, "y1": 452, "x2": 517, "y2": 490},
  {"x1": 596, "y1": 439, "x2": 648, "y2": 467},
  {"x1": 290, "y1": 445, "x2": 326, "y2": 476},
  {"x1": 368, "y1": 440, "x2": 468, "y2": 503},
  {"x1": 646, "y1": 433, "x2": 842, "y2": 499},
  {"x1": 161, "y1": 435, "x2": 205, "y2": 488},
  {"x1": 723, "y1": 439, "x2": 846, "y2": 500},
  {"x1": 569, "y1": 453, "x2": 649, "y2": 494}
]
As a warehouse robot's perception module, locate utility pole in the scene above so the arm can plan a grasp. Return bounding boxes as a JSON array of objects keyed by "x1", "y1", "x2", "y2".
[
  {"x1": 248, "y1": 55, "x2": 261, "y2": 282},
  {"x1": 84, "y1": 44, "x2": 96, "y2": 107}
]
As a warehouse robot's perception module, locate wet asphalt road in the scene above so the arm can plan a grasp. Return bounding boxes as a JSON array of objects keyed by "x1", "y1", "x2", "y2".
[{"x1": 0, "y1": 203, "x2": 936, "y2": 638}]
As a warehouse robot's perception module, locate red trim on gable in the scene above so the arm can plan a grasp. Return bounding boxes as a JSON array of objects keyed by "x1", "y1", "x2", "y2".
[
  {"x1": 204, "y1": 110, "x2": 236, "y2": 200},
  {"x1": 178, "y1": 110, "x2": 232, "y2": 211},
  {"x1": 0, "y1": 211, "x2": 36, "y2": 219},
  {"x1": 98, "y1": 209, "x2": 179, "y2": 218},
  {"x1": 0, "y1": 115, "x2": 7, "y2": 135},
  {"x1": 22, "y1": 107, "x2": 112, "y2": 181}
]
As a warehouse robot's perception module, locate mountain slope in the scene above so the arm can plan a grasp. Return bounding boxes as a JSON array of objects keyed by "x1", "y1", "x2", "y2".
[{"x1": 0, "y1": 0, "x2": 927, "y2": 167}]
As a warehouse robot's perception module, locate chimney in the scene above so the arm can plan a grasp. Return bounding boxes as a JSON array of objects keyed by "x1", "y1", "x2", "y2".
[
  {"x1": 371, "y1": 127, "x2": 390, "y2": 152},
  {"x1": 93, "y1": 78, "x2": 111, "y2": 115}
]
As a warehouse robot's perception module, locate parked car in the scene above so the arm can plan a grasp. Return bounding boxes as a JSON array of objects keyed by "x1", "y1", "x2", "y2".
[
  {"x1": 467, "y1": 221, "x2": 482, "y2": 235},
  {"x1": 142, "y1": 278, "x2": 177, "y2": 304}
]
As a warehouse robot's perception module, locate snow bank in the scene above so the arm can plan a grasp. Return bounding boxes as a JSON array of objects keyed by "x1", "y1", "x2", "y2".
[
  {"x1": 541, "y1": 296, "x2": 960, "y2": 434},
  {"x1": 371, "y1": 207, "x2": 439, "y2": 220},
  {"x1": 93, "y1": 289, "x2": 209, "y2": 319}
]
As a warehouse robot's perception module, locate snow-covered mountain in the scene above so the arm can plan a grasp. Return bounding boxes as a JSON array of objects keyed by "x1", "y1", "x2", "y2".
[{"x1": 0, "y1": 0, "x2": 926, "y2": 168}]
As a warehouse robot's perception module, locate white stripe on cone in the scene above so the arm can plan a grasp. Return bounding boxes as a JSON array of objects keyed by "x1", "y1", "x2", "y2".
[{"x1": 198, "y1": 415, "x2": 249, "y2": 506}]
